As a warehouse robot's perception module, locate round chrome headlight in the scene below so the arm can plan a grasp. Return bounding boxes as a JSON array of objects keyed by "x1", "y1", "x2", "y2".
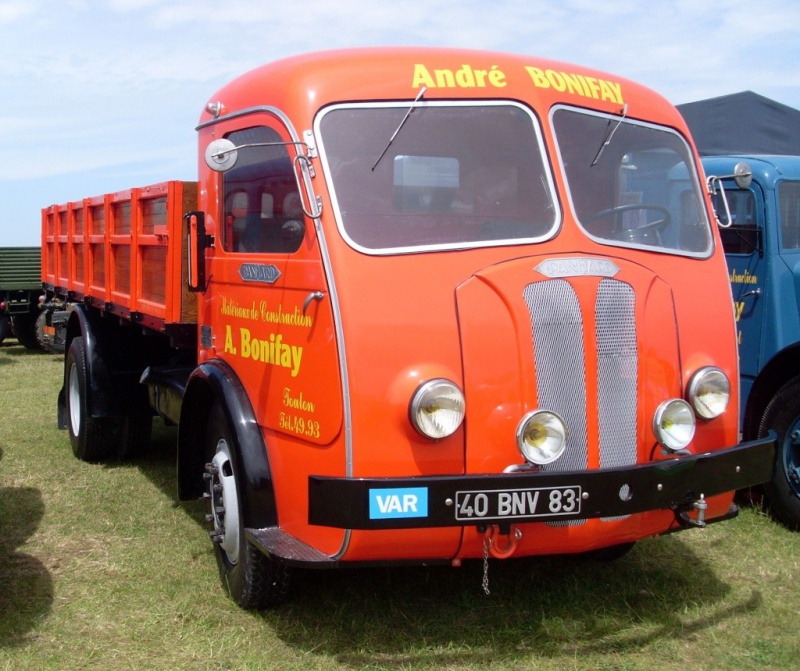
[
  {"x1": 687, "y1": 366, "x2": 731, "y2": 419},
  {"x1": 653, "y1": 399, "x2": 696, "y2": 451},
  {"x1": 410, "y1": 378, "x2": 465, "y2": 439},
  {"x1": 516, "y1": 410, "x2": 568, "y2": 465}
]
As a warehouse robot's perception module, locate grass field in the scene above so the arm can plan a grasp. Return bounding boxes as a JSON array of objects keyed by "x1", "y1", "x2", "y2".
[{"x1": 1, "y1": 338, "x2": 799, "y2": 670}]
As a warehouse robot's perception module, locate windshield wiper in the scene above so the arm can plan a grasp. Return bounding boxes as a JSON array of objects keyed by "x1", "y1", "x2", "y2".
[
  {"x1": 591, "y1": 103, "x2": 628, "y2": 167},
  {"x1": 371, "y1": 86, "x2": 427, "y2": 171}
]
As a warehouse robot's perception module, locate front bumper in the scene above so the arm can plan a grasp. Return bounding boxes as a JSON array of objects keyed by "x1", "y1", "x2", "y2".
[{"x1": 309, "y1": 434, "x2": 775, "y2": 530}]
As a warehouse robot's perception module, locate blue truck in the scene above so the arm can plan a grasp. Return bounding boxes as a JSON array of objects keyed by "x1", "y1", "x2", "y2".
[{"x1": 679, "y1": 92, "x2": 800, "y2": 528}]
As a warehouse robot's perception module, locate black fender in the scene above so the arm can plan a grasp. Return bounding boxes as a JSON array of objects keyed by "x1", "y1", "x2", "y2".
[
  {"x1": 177, "y1": 359, "x2": 278, "y2": 530},
  {"x1": 57, "y1": 306, "x2": 121, "y2": 429}
]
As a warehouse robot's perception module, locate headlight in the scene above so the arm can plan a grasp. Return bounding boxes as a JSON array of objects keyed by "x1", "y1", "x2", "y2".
[
  {"x1": 409, "y1": 378, "x2": 465, "y2": 439},
  {"x1": 653, "y1": 399, "x2": 696, "y2": 451},
  {"x1": 516, "y1": 410, "x2": 568, "y2": 465},
  {"x1": 687, "y1": 366, "x2": 730, "y2": 419}
]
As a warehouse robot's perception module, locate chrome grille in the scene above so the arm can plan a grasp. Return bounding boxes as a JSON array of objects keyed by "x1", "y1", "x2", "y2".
[
  {"x1": 596, "y1": 279, "x2": 638, "y2": 469},
  {"x1": 523, "y1": 280, "x2": 587, "y2": 472},
  {"x1": 523, "y1": 277, "x2": 639, "y2": 526}
]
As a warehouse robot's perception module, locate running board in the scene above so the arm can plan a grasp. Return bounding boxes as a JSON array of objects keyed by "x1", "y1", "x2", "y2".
[{"x1": 246, "y1": 527, "x2": 335, "y2": 568}]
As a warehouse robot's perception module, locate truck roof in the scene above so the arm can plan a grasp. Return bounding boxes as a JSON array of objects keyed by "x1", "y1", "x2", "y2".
[
  {"x1": 198, "y1": 47, "x2": 687, "y2": 132},
  {"x1": 701, "y1": 154, "x2": 800, "y2": 184}
]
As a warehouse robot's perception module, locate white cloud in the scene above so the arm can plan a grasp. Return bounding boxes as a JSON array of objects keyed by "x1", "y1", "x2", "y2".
[{"x1": 0, "y1": 0, "x2": 35, "y2": 23}]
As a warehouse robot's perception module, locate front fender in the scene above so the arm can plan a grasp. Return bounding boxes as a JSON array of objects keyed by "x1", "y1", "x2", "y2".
[{"x1": 177, "y1": 359, "x2": 278, "y2": 529}]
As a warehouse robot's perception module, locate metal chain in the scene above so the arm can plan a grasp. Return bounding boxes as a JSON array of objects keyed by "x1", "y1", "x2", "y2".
[{"x1": 482, "y1": 534, "x2": 491, "y2": 595}]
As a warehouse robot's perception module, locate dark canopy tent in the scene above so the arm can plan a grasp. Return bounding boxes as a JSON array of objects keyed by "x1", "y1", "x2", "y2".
[{"x1": 677, "y1": 91, "x2": 800, "y2": 156}]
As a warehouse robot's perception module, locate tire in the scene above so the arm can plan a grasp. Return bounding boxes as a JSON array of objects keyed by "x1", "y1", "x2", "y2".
[
  {"x1": 204, "y1": 402, "x2": 290, "y2": 609},
  {"x1": 65, "y1": 337, "x2": 116, "y2": 462},
  {"x1": 12, "y1": 313, "x2": 42, "y2": 351},
  {"x1": 759, "y1": 377, "x2": 800, "y2": 530},
  {"x1": 0, "y1": 315, "x2": 10, "y2": 344}
]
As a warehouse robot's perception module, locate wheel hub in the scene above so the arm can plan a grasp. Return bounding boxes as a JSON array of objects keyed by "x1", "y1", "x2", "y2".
[{"x1": 206, "y1": 440, "x2": 241, "y2": 565}]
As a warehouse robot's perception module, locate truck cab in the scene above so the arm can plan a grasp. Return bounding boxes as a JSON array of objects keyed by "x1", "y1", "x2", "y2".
[
  {"x1": 704, "y1": 155, "x2": 800, "y2": 527},
  {"x1": 44, "y1": 49, "x2": 775, "y2": 609}
]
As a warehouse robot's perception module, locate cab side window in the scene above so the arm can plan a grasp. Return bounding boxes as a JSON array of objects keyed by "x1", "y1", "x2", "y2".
[{"x1": 222, "y1": 126, "x2": 305, "y2": 254}]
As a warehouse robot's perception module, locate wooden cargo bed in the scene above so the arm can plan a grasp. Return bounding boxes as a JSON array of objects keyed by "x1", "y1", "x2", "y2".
[{"x1": 42, "y1": 181, "x2": 198, "y2": 336}]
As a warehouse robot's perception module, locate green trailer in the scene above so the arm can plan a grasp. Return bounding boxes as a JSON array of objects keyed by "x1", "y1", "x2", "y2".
[{"x1": 0, "y1": 246, "x2": 43, "y2": 350}]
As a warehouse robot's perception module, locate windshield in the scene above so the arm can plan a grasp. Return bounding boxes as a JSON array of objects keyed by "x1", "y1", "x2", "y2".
[
  {"x1": 316, "y1": 102, "x2": 558, "y2": 253},
  {"x1": 552, "y1": 106, "x2": 712, "y2": 257}
]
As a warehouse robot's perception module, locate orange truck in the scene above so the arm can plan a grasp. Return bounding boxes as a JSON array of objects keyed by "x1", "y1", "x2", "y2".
[{"x1": 42, "y1": 47, "x2": 776, "y2": 609}]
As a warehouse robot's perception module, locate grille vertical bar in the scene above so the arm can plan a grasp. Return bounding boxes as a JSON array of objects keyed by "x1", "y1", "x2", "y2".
[
  {"x1": 595, "y1": 279, "x2": 638, "y2": 469},
  {"x1": 523, "y1": 280, "x2": 587, "y2": 472}
]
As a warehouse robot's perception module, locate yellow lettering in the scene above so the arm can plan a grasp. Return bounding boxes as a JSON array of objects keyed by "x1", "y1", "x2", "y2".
[
  {"x1": 562, "y1": 72, "x2": 586, "y2": 97},
  {"x1": 488, "y1": 66, "x2": 507, "y2": 87},
  {"x1": 455, "y1": 64, "x2": 475, "y2": 87},
  {"x1": 525, "y1": 66, "x2": 549, "y2": 88},
  {"x1": 735, "y1": 302, "x2": 745, "y2": 322},
  {"x1": 417, "y1": 63, "x2": 507, "y2": 89},
  {"x1": 546, "y1": 69, "x2": 566, "y2": 92},
  {"x1": 412, "y1": 64, "x2": 435, "y2": 88},
  {"x1": 240, "y1": 328, "x2": 251, "y2": 358},
  {"x1": 434, "y1": 69, "x2": 455, "y2": 88},
  {"x1": 598, "y1": 79, "x2": 618, "y2": 103},
  {"x1": 224, "y1": 324, "x2": 236, "y2": 354}
]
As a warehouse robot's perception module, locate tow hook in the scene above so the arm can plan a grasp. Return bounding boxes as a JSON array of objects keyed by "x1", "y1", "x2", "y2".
[
  {"x1": 478, "y1": 524, "x2": 523, "y2": 596},
  {"x1": 482, "y1": 524, "x2": 523, "y2": 559},
  {"x1": 673, "y1": 493, "x2": 708, "y2": 529}
]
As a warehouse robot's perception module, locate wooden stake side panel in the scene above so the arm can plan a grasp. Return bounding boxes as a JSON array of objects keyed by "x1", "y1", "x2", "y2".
[{"x1": 41, "y1": 181, "x2": 199, "y2": 326}]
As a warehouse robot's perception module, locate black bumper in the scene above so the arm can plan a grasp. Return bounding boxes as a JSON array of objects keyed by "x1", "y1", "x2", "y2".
[{"x1": 309, "y1": 434, "x2": 775, "y2": 530}]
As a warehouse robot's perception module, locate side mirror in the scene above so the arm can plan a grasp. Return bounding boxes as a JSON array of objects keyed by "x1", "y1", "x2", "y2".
[
  {"x1": 204, "y1": 139, "x2": 238, "y2": 172},
  {"x1": 185, "y1": 211, "x2": 214, "y2": 292},
  {"x1": 706, "y1": 161, "x2": 752, "y2": 228}
]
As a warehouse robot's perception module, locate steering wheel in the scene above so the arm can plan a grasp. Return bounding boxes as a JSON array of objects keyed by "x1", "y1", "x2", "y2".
[{"x1": 585, "y1": 204, "x2": 671, "y2": 233}]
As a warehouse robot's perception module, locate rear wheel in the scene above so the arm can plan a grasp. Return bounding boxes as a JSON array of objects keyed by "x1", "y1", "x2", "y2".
[
  {"x1": 759, "y1": 378, "x2": 800, "y2": 530},
  {"x1": 65, "y1": 337, "x2": 115, "y2": 462},
  {"x1": 0, "y1": 315, "x2": 10, "y2": 344},
  {"x1": 204, "y1": 402, "x2": 290, "y2": 609},
  {"x1": 12, "y1": 313, "x2": 42, "y2": 351}
]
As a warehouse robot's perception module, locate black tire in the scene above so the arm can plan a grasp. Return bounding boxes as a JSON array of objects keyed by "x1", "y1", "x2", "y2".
[
  {"x1": 12, "y1": 313, "x2": 42, "y2": 351},
  {"x1": 759, "y1": 377, "x2": 800, "y2": 530},
  {"x1": 65, "y1": 337, "x2": 115, "y2": 462},
  {"x1": 204, "y1": 402, "x2": 290, "y2": 609},
  {"x1": 0, "y1": 315, "x2": 10, "y2": 344}
]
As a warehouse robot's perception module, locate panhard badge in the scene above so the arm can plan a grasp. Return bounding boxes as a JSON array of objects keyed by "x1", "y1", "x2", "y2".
[
  {"x1": 536, "y1": 257, "x2": 619, "y2": 278},
  {"x1": 238, "y1": 263, "x2": 281, "y2": 284}
]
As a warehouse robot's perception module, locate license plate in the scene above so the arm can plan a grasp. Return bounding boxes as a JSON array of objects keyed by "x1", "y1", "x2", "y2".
[{"x1": 455, "y1": 485, "x2": 582, "y2": 521}]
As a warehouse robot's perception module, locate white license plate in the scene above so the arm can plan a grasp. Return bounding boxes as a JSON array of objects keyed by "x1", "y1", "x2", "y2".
[{"x1": 455, "y1": 485, "x2": 582, "y2": 521}]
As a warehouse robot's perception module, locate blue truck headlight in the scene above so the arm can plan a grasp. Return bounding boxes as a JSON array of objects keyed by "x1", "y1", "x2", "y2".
[
  {"x1": 653, "y1": 399, "x2": 696, "y2": 451},
  {"x1": 516, "y1": 410, "x2": 568, "y2": 465},
  {"x1": 687, "y1": 366, "x2": 730, "y2": 419},
  {"x1": 410, "y1": 378, "x2": 465, "y2": 439}
]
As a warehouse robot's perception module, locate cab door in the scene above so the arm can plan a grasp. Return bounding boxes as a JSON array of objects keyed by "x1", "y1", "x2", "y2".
[
  {"x1": 198, "y1": 114, "x2": 345, "y2": 552},
  {"x1": 717, "y1": 181, "x2": 767, "y2": 406}
]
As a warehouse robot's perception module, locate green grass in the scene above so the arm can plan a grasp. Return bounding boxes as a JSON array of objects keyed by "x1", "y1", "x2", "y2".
[{"x1": 1, "y1": 338, "x2": 800, "y2": 670}]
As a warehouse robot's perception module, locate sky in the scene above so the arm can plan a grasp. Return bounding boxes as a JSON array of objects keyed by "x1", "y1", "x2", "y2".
[{"x1": 2, "y1": 0, "x2": 800, "y2": 247}]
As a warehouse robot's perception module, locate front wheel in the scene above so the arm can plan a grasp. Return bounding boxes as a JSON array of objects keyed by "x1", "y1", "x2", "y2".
[
  {"x1": 65, "y1": 337, "x2": 115, "y2": 462},
  {"x1": 204, "y1": 402, "x2": 290, "y2": 609},
  {"x1": 759, "y1": 378, "x2": 800, "y2": 530}
]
